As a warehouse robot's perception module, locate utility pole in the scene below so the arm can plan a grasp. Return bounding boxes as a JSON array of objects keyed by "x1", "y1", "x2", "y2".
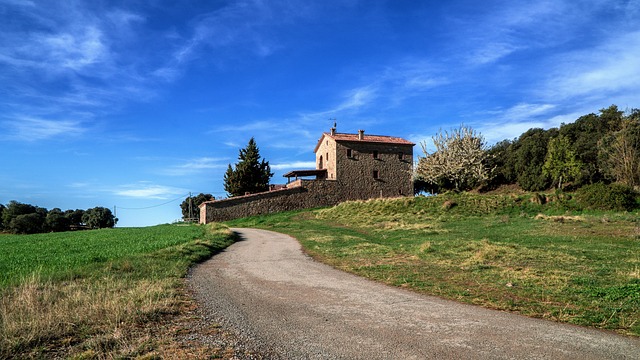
[{"x1": 188, "y1": 192, "x2": 193, "y2": 222}]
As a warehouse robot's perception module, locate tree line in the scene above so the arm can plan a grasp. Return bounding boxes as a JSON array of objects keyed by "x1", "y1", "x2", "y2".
[
  {"x1": 416, "y1": 105, "x2": 640, "y2": 194},
  {"x1": 0, "y1": 201, "x2": 117, "y2": 234}
]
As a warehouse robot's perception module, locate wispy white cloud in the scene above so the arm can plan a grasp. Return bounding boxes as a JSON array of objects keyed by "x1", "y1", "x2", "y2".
[
  {"x1": 39, "y1": 27, "x2": 107, "y2": 71},
  {"x1": 0, "y1": 2, "x2": 136, "y2": 141},
  {"x1": 470, "y1": 104, "x2": 604, "y2": 146},
  {"x1": 114, "y1": 183, "x2": 187, "y2": 199},
  {"x1": 223, "y1": 141, "x2": 241, "y2": 148},
  {"x1": 1, "y1": 0, "x2": 36, "y2": 6},
  {"x1": 335, "y1": 86, "x2": 378, "y2": 112},
  {"x1": 300, "y1": 60, "x2": 447, "y2": 122},
  {"x1": 491, "y1": 103, "x2": 556, "y2": 122},
  {"x1": 155, "y1": 0, "x2": 304, "y2": 78},
  {"x1": 162, "y1": 157, "x2": 228, "y2": 176},
  {"x1": 470, "y1": 42, "x2": 522, "y2": 65},
  {"x1": 0, "y1": 2, "x2": 180, "y2": 142},
  {"x1": 543, "y1": 30, "x2": 640, "y2": 102},
  {"x1": 1, "y1": 117, "x2": 86, "y2": 141},
  {"x1": 0, "y1": 8, "x2": 112, "y2": 77},
  {"x1": 447, "y1": 103, "x2": 561, "y2": 145},
  {"x1": 218, "y1": 120, "x2": 273, "y2": 133},
  {"x1": 453, "y1": 0, "x2": 590, "y2": 66},
  {"x1": 218, "y1": 118, "x2": 318, "y2": 153}
]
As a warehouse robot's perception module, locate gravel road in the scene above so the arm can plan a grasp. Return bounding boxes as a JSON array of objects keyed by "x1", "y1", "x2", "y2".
[{"x1": 188, "y1": 228, "x2": 640, "y2": 359}]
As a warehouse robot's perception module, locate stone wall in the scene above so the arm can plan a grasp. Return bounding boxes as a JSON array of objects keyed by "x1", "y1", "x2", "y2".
[
  {"x1": 200, "y1": 180, "x2": 341, "y2": 223},
  {"x1": 335, "y1": 141, "x2": 414, "y2": 200}
]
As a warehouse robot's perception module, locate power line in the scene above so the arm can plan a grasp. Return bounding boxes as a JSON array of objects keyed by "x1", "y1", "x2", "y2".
[{"x1": 116, "y1": 193, "x2": 189, "y2": 210}]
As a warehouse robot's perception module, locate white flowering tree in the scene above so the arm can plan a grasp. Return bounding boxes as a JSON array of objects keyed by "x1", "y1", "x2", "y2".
[{"x1": 416, "y1": 125, "x2": 490, "y2": 191}]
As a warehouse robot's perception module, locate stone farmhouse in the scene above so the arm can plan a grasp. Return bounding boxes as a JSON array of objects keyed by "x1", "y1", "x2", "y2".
[{"x1": 199, "y1": 127, "x2": 415, "y2": 223}]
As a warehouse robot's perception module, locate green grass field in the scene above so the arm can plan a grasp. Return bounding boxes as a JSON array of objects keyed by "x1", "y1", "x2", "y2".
[
  {"x1": 0, "y1": 223, "x2": 237, "y2": 359},
  {"x1": 228, "y1": 194, "x2": 640, "y2": 336},
  {"x1": 0, "y1": 224, "x2": 208, "y2": 288}
]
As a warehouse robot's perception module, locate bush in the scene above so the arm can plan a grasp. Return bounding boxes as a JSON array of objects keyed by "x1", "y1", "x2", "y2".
[{"x1": 575, "y1": 183, "x2": 638, "y2": 211}]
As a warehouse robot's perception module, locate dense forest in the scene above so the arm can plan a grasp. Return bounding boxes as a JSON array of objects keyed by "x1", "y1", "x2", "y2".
[
  {"x1": 487, "y1": 105, "x2": 639, "y2": 191},
  {"x1": 0, "y1": 201, "x2": 117, "y2": 234},
  {"x1": 416, "y1": 105, "x2": 640, "y2": 202}
]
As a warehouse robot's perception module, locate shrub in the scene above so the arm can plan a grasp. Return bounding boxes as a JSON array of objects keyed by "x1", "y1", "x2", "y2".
[{"x1": 575, "y1": 183, "x2": 638, "y2": 211}]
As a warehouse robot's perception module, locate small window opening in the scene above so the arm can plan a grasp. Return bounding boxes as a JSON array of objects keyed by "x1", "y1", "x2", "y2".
[
  {"x1": 346, "y1": 149, "x2": 352, "y2": 158},
  {"x1": 373, "y1": 170, "x2": 379, "y2": 179},
  {"x1": 373, "y1": 150, "x2": 379, "y2": 159},
  {"x1": 398, "y1": 152, "x2": 404, "y2": 160}
]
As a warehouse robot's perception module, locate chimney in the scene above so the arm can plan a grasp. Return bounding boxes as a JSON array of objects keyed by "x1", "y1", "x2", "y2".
[
  {"x1": 330, "y1": 127, "x2": 336, "y2": 136},
  {"x1": 358, "y1": 129, "x2": 364, "y2": 140}
]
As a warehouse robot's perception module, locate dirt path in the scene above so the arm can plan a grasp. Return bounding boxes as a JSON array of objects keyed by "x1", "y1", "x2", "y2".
[{"x1": 188, "y1": 228, "x2": 640, "y2": 359}]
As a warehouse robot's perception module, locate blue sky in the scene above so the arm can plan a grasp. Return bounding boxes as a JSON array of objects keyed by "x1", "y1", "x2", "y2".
[{"x1": 1, "y1": 0, "x2": 639, "y2": 227}]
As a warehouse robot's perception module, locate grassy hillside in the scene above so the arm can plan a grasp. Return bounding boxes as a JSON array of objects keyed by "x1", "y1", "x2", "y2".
[
  {"x1": 228, "y1": 193, "x2": 640, "y2": 336},
  {"x1": 0, "y1": 223, "x2": 237, "y2": 359}
]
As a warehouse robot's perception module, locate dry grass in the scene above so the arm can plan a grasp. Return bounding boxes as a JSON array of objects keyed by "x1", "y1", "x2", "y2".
[
  {"x1": 534, "y1": 214, "x2": 585, "y2": 222},
  {"x1": 0, "y1": 224, "x2": 240, "y2": 359},
  {"x1": 0, "y1": 273, "x2": 180, "y2": 358}
]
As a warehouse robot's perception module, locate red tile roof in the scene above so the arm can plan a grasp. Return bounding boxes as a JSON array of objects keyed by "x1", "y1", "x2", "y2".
[
  {"x1": 314, "y1": 131, "x2": 414, "y2": 152},
  {"x1": 329, "y1": 133, "x2": 414, "y2": 145}
]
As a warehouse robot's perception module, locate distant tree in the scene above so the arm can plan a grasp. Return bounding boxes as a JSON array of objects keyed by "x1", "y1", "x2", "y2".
[
  {"x1": 82, "y1": 207, "x2": 116, "y2": 229},
  {"x1": 416, "y1": 125, "x2": 490, "y2": 191},
  {"x1": 180, "y1": 193, "x2": 213, "y2": 222},
  {"x1": 46, "y1": 208, "x2": 71, "y2": 232},
  {"x1": 9, "y1": 213, "x2": 45, "y2": 234},
  {"x1": 598, "y1": 111, "x2": 640, "y2": 187},
  {"x1": 542, "y1": 135, "x2": 583, "y2": 190},
  {"x1": 65, "y1": 209, "x2": 86, "y2": 227},
  {"x1": 2, "y1": 201, "x2": 38, "y2": 228},
  {"x1": 224, "y1": 138, "x2": 274, "y2": 196}
]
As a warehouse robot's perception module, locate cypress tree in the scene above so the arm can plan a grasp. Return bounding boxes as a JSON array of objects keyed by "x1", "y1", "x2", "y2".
[{"x1": 224, "y1": 138, "x2": 274, "y2": 196}]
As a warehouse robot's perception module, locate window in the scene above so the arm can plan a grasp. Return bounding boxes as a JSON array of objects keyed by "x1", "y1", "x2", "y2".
[
  {"x1": 373, "y1": 150, "x2": 379, "y2": 159},
  {"x1": 373, "y1": 170, "x2": 379, "y2": 179},
  {"x1": 346, "y1": 149, "x2": 352, "y2": 158},
  {"x1": 326, "y1": 152, "x2": 329, "y2": 161},
  {"x1": 398, "y1": 152, "x2": 404, "y2": 160}
]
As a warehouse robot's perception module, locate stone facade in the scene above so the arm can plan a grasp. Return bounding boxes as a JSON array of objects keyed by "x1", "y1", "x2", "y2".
[
  {"x1": 326, "y1": 132, "x2": 414, "y2": 200},
  {"x1": 200, "y1": 180, "x2": 341, "y2": 222},
  {"x1": 200, "y1": 129, "x2": 414, "y2": 223}
]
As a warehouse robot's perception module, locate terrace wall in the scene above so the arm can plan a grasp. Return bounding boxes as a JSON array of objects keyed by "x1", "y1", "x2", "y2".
[{"x1": 200, "y1": 180, "x2": 341, "y2": 223}]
